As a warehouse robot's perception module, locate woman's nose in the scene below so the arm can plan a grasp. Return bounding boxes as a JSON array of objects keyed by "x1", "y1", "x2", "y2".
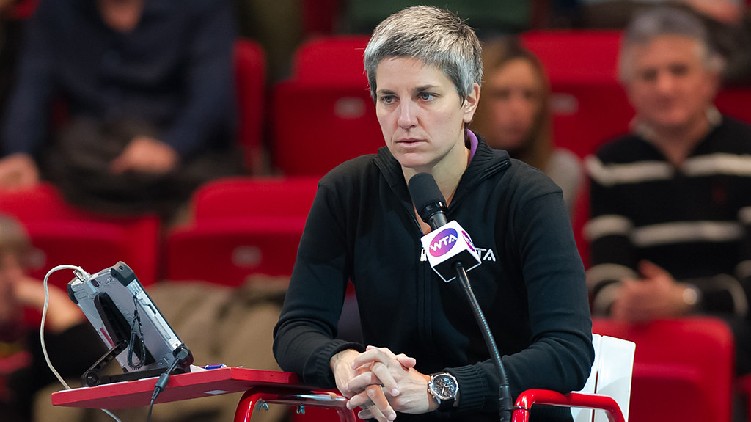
[{"x1": 397, "y1": 100, "x2": 417, "y2": 128}]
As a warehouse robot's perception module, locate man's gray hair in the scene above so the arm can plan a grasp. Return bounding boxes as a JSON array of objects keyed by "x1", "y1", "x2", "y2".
[
  {"x1": 618, "y1": 6, "x2": 724, "y2": 82},
  {"x1": 363, "y1": 6, "x2": 482, "y2": 101}
]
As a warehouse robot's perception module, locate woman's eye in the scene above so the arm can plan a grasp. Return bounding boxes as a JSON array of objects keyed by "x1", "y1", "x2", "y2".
[
  {"x1": 379, "y1": 95, "x2": 396, "y2": 104},
  {"x1": 418, "y1": 92, "x2": 435, "y2": 101}
]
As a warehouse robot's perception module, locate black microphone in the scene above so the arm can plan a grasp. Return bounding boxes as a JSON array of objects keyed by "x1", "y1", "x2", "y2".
[
  {"x1": 409, "y1": 172, "x2": 448, "y2": 230},
  {"x1": 408, "y1": 173, "x2": 513, "y2": 422},
  {"x1": 408, "y1": 174, "x2": 480, "y2": 282}
]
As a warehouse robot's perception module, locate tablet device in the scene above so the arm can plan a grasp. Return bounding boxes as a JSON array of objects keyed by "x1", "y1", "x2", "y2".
[{"x1": 67, "y1": 261, "x2": 193, "y2": 385}]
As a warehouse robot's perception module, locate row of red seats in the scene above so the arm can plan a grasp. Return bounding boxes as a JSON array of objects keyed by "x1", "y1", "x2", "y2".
[
  {"x1": 7, "y1": 31, "x2": 747, "y2": 179},
  {"x1": 8, "y1": 9, "x2": 750, "y2": 178},
  {"x1": 258, "y1": 31, "x2": 751, "y2": 176},
  {"x1": 0, "y1": 179, "x2": 316, "y2": 290}
]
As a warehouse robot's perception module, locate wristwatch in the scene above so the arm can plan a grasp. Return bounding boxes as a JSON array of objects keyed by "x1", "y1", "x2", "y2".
[{"x1": 428, "y1": 372, "x2": 459, "y2": 410}]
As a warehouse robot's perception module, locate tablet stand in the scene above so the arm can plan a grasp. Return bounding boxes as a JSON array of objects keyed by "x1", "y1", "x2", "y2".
[{"x1": 82, "y1": 339, "x2": 175, "y2": 387}]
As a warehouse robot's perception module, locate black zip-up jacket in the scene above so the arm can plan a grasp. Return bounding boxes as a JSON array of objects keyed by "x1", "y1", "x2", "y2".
[{"x1": 274, "y1": 138, "x2": 594, "y2": 421}]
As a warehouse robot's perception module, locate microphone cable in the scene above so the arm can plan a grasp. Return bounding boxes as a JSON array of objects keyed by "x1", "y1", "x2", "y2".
[
  {"x1": 146, "y1": 346, "x2": 189, "y2": 422},
  {"x1": 454, "y1": 262, "x2": 512, "y2": 422}
]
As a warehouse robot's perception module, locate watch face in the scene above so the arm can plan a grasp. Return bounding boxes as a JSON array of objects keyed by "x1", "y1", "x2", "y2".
[{"x1": 432, "y1": 373, "x2": 458, "y2": 400}]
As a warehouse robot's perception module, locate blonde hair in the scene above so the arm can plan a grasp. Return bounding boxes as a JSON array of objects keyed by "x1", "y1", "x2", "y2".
[{"x1": 471, "y1": 37, "x2": 553, "y2": 171}]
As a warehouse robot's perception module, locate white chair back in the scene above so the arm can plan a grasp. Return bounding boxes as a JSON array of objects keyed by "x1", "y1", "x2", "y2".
[{"x1": 572, "y1": 334, "x2": 635, "y2": 422}]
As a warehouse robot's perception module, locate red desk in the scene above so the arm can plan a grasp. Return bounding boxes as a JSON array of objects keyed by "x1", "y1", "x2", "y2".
[
  {"x1": 51, "y1": 367, "x2": 623, "y2": 422},
  {"x1": 52, "y1": 367, "x2": 356, "y2": 422}
]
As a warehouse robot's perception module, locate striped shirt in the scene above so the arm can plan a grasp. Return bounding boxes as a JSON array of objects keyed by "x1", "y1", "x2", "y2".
[{"x1": 585, "y1": 116, "x2": 751, "y2": 316}]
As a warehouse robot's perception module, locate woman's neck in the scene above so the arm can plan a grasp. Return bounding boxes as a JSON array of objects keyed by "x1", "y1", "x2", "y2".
[{"x1": 404, "y1": 142, "x2": 470, "y2": 206}]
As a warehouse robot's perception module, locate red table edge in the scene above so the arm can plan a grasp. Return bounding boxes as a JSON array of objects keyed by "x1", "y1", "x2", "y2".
[{"x1": 51, "y1": 367, "x2": 302, "y2": 408}]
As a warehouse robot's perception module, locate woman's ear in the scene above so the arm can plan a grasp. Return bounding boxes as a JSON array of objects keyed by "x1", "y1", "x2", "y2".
[{"x1": 463, "y1": 83, "x2": 481, "y2": 123}]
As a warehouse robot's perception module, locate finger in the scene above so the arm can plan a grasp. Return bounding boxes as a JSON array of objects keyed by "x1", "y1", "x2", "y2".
[
  {"x1": 358, "y1": 405, "x2": 390, "y2": 422},
  {"x1": 347, "y1": 391, "x2": 371, "y2": 411},
  {"x1": 366, "y1": 345, "x2": 396, "y2": 357},
  {"x1": 109, "y1": 157, "x2": 128, "y2": 174},
  {"x1": 367, "y1": 385, "x2": 396, "y2": 421},
  {"x1": 358, "y1": 407, "x2": 374, "y2": 420},
  {"x1": 610, "y1": 298, "x2": 631, "y2": 322},
  {"x1": 347, "y1": 371, "x2": 382, "y2": 393},
  {"x1": 352, "y1": 347, "x2": 392, "y2": 369},
  {"x1": 396, "y1": 353, "x2": 416, "y2": 369},
  {"x1": 371, "y1": 360, "x2": 401, "y2": 396},
  {"x1": 639, "y1": 260, "x2": 669, "y2": 278},
  {"x1": 347, "y1": 391, "x2": 394, "y2": 422}
]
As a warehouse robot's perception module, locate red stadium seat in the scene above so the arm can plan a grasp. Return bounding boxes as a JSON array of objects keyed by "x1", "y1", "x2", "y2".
[
  {"x1": 716, "y1": 88, "x2": 751, "y2": 124},
  {"x1": 234, "y1": 38, "x2": 267, "y2": 173},
  {"x1": 0, "y1": 183, "x2": 160, "y2": 288},
  {"x1": 521, "y1": 30, "x2": 633, "y2": 159},
  {"x1": 9, "y1": 0, "x2": 38, "y2": 19},
  {"x1": 292, "y1": 36, "x2": 370, "y2": 85},
  {"x1": 301, "y1": 0, "x2": 341, "y2": 36},
  {"x1": 164, "y1": 177, "x2": 319, "y2": 286},
  {"x1": 271, "y1": 36, "x2": 383, "y2": 176},
  {"x1": 593, "y1": 317, "x2": 734, "y2": 422}
]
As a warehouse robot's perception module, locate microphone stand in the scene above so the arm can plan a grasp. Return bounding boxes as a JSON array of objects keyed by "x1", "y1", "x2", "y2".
[{"x1": 454, "y1": 262, "x2": 512, "y2": 422}]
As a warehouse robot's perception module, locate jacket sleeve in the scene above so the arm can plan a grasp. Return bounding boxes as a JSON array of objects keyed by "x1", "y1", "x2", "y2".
[
  {"x1": 160, "y1": 0, "x2": 236, "y2": 157},
  {"x1": 1, "y1": 0, "x2": 56, "y2": 156},
  {"x1": 273, "y1": 183, "x2": 364, "y2": 387},
  {"x1": 449, "y1": 171, "x2": 594, "y2": 414}
]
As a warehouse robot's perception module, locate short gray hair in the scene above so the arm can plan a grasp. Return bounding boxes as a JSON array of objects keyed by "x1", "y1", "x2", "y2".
[
  {"x1": 618, "y1": 6, "x2": 724, "y2": 82},
  {"x1": 363, "y1": 6, "x2": 483, "y2": 101}
]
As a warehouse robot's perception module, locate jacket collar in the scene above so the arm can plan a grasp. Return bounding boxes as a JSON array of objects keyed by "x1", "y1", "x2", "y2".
[{"x1": 374, "y1": 133, "x2": 511, "y2": 207}]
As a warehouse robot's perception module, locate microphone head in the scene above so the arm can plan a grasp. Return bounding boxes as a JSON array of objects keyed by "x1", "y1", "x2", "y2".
[{"x1": 408, "y1": 173, "x2": 447, "y2": 225}]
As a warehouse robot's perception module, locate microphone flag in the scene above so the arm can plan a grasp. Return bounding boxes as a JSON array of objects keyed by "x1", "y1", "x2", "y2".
[{"x1": 420, "y1": 220, "x2": 481, "y2": 282}]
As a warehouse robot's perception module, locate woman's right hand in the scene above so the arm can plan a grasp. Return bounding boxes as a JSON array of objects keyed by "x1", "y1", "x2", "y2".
[
  {"x1": 330, "y1": 349, "x2": 361, "y2": 398},
  {"x1": 347, "y1": 346, "x2": 430, "y2": 418},
  {"x1": 331, "y1": 348, "x2": 398, "y2": 421}
]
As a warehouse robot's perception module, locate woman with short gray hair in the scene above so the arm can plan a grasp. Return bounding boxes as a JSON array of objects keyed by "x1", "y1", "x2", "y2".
[{"x1": 275, "y1": 6, "x2": 593, "y2": 421}]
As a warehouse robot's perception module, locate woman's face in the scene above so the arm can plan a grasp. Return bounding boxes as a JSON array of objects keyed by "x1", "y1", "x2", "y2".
[
  {"x1": 481, "y1": 58, "x2": 543, "y2": 150},
  {"x1": 374, "y1": 57, "x2": 479, "y2": 174}
]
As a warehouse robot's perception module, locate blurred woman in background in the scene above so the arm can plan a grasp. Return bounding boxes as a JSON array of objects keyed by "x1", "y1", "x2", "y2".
[{"x1": 472, "y1": 37, "x2": 583, "y2": 214}]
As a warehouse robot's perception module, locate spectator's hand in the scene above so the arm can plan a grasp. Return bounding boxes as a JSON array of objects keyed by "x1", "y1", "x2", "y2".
[
  {"x1": 611, "y1": 260, "x2": 693, "y2": 321},
  {"x1": 13, "y1": 275, "x2": 83, "y2": 332},
  {"x1": 0, "y1": 153, "x2": 39, "y2": 191},
  {"x1": 347, "y1": 346, "x2": 432, "y2": 420},
  {"x1": 110, "y1": 136, "x2": 178, "y2": 174}
]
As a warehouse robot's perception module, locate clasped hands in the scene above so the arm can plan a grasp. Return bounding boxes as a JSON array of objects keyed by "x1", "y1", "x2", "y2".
[
  {"x1": 611, "y1": 260, "x2": 695, "y2": 321},
  {"x1": 330, "y1": 346, "x2": 437, "y2": 421}
]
